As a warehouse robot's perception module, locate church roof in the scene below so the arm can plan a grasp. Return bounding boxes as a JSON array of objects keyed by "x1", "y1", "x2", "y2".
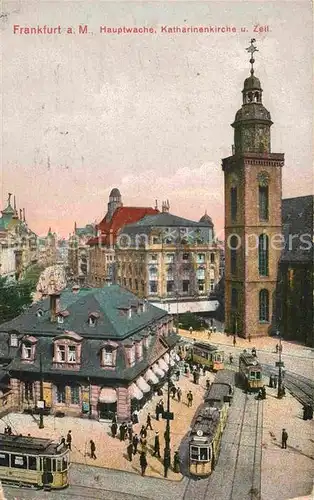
[
  {"x1": 110, "y1": 188, "x2": 121, "y2": 197},
  {"x1": 123, "y1": 212, "x2": 208, "y2": 228},
  {"x1": 199, "y1": 212, "x2": 213, "y2": 226},
  {"x1": 243, "y1": 74, "x2": 261, "y2": 91},
  {"x1": 281, "y1": 195, "x2": 313, "y2": 263}
]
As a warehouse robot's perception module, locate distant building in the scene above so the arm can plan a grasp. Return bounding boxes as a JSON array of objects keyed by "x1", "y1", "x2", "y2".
[
  {"x1": 87, "y1": 188, "x2": 159, "y2": 286},
  {"x1": 67, "y1": 223, "x2": 96, "y2": 284},
  {"x1": 115, "y1": 202, "x2": 220, "y2": 312},
  {"x1": 0, "y1": 285, "x2": 178, "y2": 421}
]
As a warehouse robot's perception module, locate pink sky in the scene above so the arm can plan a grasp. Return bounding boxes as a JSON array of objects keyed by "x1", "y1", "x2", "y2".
[{"x1": 1, "y1": 1, "x2": 313, "y2": 237}]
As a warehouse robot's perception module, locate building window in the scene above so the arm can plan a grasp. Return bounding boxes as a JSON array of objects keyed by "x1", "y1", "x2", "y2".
[
  {"x1": 103, "y1": 349, "x2": 114, "y2": 366},
  {"x1": 198, "y1": 280, "x2": 205, "y2": 292},
  {"x1": 149, "y1": 281, "x2": 158, "y2": 294},
  {"x1": 129, "y1": 347, "x2": 135, "y2": 366},
  {"x1": 25, "y1": 381, "x2": 33, "y2": 400},
  {"x1": 22, "y1": 344, "x2": 32, "y2": 360},
  {"x1": 210, "y1": 253, "x2": 215, "y2": 264},
  {"x1": 231, "y1": 187, "x2": 237, "y2": 221},
  {"x1": 56, "y1": 385, "x2": 66, "y2": 404},
  {"x1": 36, "y1": 309, "x2": 43, "y2": 318},
  {"x1": 196, "y1": 268, "x2": 205, "y2": 280},
  {"x1": 210, "y1": 279, "x2": 215, "y2": 291},
  {"x1": 182, "y1": 253, "x2": 189, "y2": 261},
  {"x1": 230, "y1": 235, "x2": 238, "y2": 275},
  {"x1": 231, "y1": 288, "x2": 238, "y2": 309},
  {"x1": 70, "y1": 386, "x2": 80, "y2": 405},
  {"x1": 57, "y1": 345, "x2": 66, "y2": 362},
  {"x1": 258, "y1": 234, "x2": 269, "y2": 276},
  {"x1": 57, "y1": 315, "x2": 64, "y2": 324},
  {"x1": 182, "y1": 280, "x2": 189, "y2": 293},
  {"x1": 165, "y1": 253, "x2": 174, "y2": 264},
  {"x1": 152, "y1": 237, "x2": 159, "y2": 244},
  {"x1": 259, "y1": 186, "x2": 269, "y2": 221},
  {"x1": 167, "y1": 281, "x2": 174, "y2": 293},
  {"x1": 150, "y1": 254, "x2": 157, "y2": 261},
  {"x1": 259, "y1": 289, "x2": 269, "y2": 322},
  {"x1": 149, "y1": 266, "x2": 158, "y2": 279},
  {"x1": 68, "y1": 346, "x2": 76, "y2": 363},
  {"x1": 197, "y1": 253, "x2": 205, "y2": 263},
  {"x1": 10, "y1": 333, "x2": 18, "y2": 347}
]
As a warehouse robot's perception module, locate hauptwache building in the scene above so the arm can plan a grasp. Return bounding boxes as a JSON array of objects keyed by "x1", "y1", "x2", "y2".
[{"x1": 0, "y1": 285, "x2": 179, "y2": 421}]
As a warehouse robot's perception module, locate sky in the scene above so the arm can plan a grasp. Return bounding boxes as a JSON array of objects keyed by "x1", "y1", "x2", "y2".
[{"x1": 1, "y1": 0, "x2": 313, "y2": 238}]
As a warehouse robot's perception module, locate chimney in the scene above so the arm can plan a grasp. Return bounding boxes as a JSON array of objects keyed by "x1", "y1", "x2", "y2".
[
  {"x1": 72, "y1": 285, "x2": 80, "y2": 294},
  {"x1": 50, "y1": 293, "x2": 61, "y2": 322},
  {"x1": 155, "y1": 199, "x2": 158, "y2": 210},
  {"x1": 23, "y1": 208, "x2": 26, "y2": 222},
  {"x1": 19, "y1": 209, "x2": 22, "y2": 220}
]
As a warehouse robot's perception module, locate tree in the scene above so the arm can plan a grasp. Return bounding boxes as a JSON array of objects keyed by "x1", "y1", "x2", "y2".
[
  {"x1": 175, "y1": 312, "x2": 203, "y2": 331},
  {"x1": 0, "y1": 276, "x2": 34, "y2": 324}
]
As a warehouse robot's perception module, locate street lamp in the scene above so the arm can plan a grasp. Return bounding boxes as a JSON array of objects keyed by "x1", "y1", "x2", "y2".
[
  {"x1": 276, "y1": 330, "x2": 284, "y2": 399},
  {"x1": 163, "y1": 352, "x2": 173, "y2": 478}
]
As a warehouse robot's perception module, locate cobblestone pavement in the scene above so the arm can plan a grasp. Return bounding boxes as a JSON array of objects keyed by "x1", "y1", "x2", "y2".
[{"x1": 0, "y1": 371, "x2": 211, "y2": 483}]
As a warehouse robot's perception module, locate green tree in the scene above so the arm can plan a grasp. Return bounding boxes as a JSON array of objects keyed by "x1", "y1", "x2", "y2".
[
  {"x1": 0, "y1": 276, "x2": 34, "y2": 324},
  {"x1": 175, "y1": 312, "x2": 203, "y2": 331}
]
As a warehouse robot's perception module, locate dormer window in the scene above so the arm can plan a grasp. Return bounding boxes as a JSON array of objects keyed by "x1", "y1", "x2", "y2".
[
  {"x1": 57, "y1": 345, "x2": 66, "y2": 362},
  {"x1": 10, "y1": 333, "x2": 18, "y2": 347},
  {"x1": 36, "y1": 309, "x2": 43, "y2": 318},
  {"x1": 88, "y1": 312, "x2": 100, "y2": 327},
  {"x1": 22, "y1": 343, "x2": 32, "y2": 359},
  {"x1": 68, "y1": 346, "x2": 76, "y2": 363},
  {"x1": 58, "y1": 316, "x2": 64, "y2": 324},
  {"x1": 103, "y1": 350, "x2": 113, "y2": 366}
]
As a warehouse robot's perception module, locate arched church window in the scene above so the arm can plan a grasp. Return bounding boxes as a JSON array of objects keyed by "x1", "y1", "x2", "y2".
[
  {"x1": 248, "y1": 92, "x2": 253, "y2": 102},
  {"x1": 258, "y1": 234, "x2": 269, "y2": 276},
  {"x1": 230, "y1": 187, "x2": 237, "y2": 221},
  {"x1": 231, "y1": 288, "x2": 238, "y2": 309},
  {"x1": 258, "y1": 172, "x2": 270, "y2": 221},
  {"x1": 259, "y1": 289, "x2": 269, "y2": 322},
  {"x1": 230, "y1": 235, "x2": 239, "y2": 275}
]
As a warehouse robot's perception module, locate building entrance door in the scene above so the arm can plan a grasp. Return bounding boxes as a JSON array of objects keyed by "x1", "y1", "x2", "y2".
[{"x1": 98, "y1": 402, "x2": 117, "y2": 420}]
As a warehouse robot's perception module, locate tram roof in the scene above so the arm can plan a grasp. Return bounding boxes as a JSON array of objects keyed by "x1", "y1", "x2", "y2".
[
  {"x1": 192, "y1": 342, "x2": 221, "y2": 352},
  {"x1": 0, "y1": 434, "x2": 64, "y2": 455},
  {"x1": 190, "y1": 406, "x2": 220, "y2": 439},
  {"x1": 214, "y1": 369, "x2": 235, "y2": 386},
  {"x1": 204, "y1": 382, "x2": 232, "y2": 403},
  {"x1": 239, "y1": 352, "x2": 261, "y2": 367}
]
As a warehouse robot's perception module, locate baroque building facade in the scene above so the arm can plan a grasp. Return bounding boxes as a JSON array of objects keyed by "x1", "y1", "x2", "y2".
[
  {"x1": 0, "y1": 285, "x2": 178, "y2": 422},
  {"x1": 222, "y1": 40, "x2": 284, "y2": 338},
  {"x1": 115, "y1": 202, "x2": 220, "y2": 304}
]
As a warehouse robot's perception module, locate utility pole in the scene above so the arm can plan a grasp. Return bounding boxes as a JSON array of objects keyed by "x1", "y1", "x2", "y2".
[
  {"x1": 39, "y1": 352, "x2": 44, "y2": 429},
  {"x1": 277, "y1": 330, "x2": 284, "y2": 399},
  {"x1": 163, "y1": 354, "x2": 173, "y2": 477}
]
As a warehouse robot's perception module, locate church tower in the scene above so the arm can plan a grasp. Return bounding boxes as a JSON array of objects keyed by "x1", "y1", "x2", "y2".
[
  {"x1": 222, "y1": 39, "x2": 284, "y2": 339},
  {"x1": 106, "y1": 188, "x2": 123, "y2": 221}
]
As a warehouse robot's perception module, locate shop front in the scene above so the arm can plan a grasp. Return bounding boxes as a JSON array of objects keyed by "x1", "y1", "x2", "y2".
[{"x1": 98, "y1": 387, "x2": 117, "y2": 421}]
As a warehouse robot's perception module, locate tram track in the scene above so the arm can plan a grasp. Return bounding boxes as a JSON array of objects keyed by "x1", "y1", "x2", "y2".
[{"x1": 262, "y1": 365, "x2": 314, "y2": 406}]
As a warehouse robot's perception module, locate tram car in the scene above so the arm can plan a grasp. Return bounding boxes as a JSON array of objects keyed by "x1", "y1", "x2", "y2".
[
  {"x1": 188, "y1": 378, "x2": 234, "y2": 478},
  {"x1": 238, "y1": 351, "x2": 263, "y2": 392},
  {"x1": 0, "y1": 433, "x2": 70, "y2": 489},
  {"x1": 188, "y1": 342, "x2": 224, "y2": 371}
]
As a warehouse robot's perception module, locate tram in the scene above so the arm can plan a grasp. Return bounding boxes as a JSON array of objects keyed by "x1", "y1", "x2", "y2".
[
  {"x1": 0, "y1": 434, "x2": 70, "y2": 489},
  {"x1": 188, "y1": 342, "x2": 224, "y2": 371},
  {"x1": 238, "y1": 351, "x2": 263, "y2": 392},
  {"x1": 188, "y1": 373, "x2": 234, "y2": 478}
]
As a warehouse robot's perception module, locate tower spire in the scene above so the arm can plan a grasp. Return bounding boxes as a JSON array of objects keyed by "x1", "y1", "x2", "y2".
[{"x1": 246, "y1": 38, "x2": 258, "y2": 76}]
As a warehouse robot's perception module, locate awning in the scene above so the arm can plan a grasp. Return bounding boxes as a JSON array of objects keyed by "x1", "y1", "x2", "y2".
[
  {"x1": 144, "y1": 369, "x2": 159, "y2": 385},
  {"x1": 158, "y1": 358, "x2": 168, "y2": 372},
  {"x1": 136, "y1": 376, "x2": 151, "y2": 393},
  {"x1": 170, "y1": 359, "x2": 175, "y2": 367},
  {"x1": 152, "y1": 364, "x2": 165, "y2": 378},
  {"x1": 163, "y1": 353, "x2": 170, "y2": 364},
  {"x1": 171, "y1": 352, "x2": 180, "y2": 362},
  {"x1": 129, "y1": 383, "x2": 143, "y2": 400},
  {"x1": 99, "y1": 388, "x2": 117, "y2": 403}
]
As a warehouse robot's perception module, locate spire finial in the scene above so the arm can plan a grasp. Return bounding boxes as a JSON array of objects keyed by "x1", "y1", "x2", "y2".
[
  {"x1": 8, "y1": 193, "x2": 12, "y2": 206},
  {"x1": 246, "y1": 38, "x2": 258, "y2": 75}
]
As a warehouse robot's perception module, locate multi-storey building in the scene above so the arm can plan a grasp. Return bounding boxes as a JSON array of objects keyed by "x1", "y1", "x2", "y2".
[
  {"x1": 115, "y1": 202, "x2": 220, "y2": 311},
  {"x1": 87, "y1": 188, "x2": 159, "y2": 286},
  {"x1": 0, "y1": 284, "x2": 178, "y2": 422},
  {"x1": 222, "y1": 40, "x2": 284, "y2": 339}
]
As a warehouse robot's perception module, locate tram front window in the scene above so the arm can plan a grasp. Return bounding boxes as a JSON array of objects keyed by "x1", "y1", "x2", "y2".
[
  {"x1": 0, "y1": 453, "x2": 9, "y2": 467},
  {"x1": 200, "y1": 447, "x2": 209, "y2": 461},
  {"x1": 190, "y1": 446, "x2": 199, "y2": 460},
  {"x1": 28, "y1": 456, "x2": 37, "y2": 470}
]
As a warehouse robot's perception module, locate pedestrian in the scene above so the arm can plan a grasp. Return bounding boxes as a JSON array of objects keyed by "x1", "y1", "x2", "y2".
[
  {"x1": 177, "y1": 387, "x2": 182, "y2": 402},
  {"x1": 213, "y1": 326, "x2": 217, "y2": 333},
  {"x1": 189, "y1": 326, "x2": 193, "y2": 335},
  {"x1": 229, "y1": 353, "x2": 233, "y2": 364},
  {"x1": 146, "y1": 413, "x2": 153, "y2": 430},
  {"x1": 275, "y1": 344, "x2": 279, "y2": 354},
  {"x1": 273, "y1": 376, "x2": 278, "y2": 389},
  {"x1": 132, "y1": 409, "x2": 139, "y2": 424},
  {"x1": 140, "y1": 425, "x2": 147, "y2": 439},
  {"x1": 160, "y1": 400, "x2": 164, "y2": 417},
  {"x1": 112, "y1": 413, "x2": 117, "y2": 424},
  {"x1": 152, "y1": 431, "x2": 160, "y2": 458},
  {"x1": 261, "y1": 386, "x2": 266, "y2": 400},
  {"x1": 208, "y1": 329, "x2": 211, "y2": 339},
  {"x1": 187, "y1": 390, "x2": 193, "y2": 407},
  {"x1": 140, "y1": 452, "x2": 148, "y2": 476},
  {"x1": 269, "y1": 375, "x2": 274, "y2": 388},
  {"x1": 251, "y1": 347, "x2": 257, "y2": 357},
  {"x1": 206, "y1": 379, "x2": 211, "y2": 390},
  {"x1": 233, "y1": 336, "x2": 236, "y2": 347},
  {"x1": 202, "y1": 365, "x2": 206, "y2": 376},
  {"x1": 140, "y1": 436, "x2": 147, "y2": 453},
  {"x1": 193, "y1": 371, "x2": 197, "y2": 384},
  {"x1": 66, "y1": 430, "x2": 72, "y2": 451},
  {"x1": 111, "y1": 421, "x2": 118, "y2": 438},
  {"x1": 281, "y1": 428, "x2": 288, "y2": 449},
  {"x1": 171, "y1": 386, "x2": 177, "y2": 399},
  {"x1": 210, "y1": 318, "x2": 213, "y2": 328},
  {"x1": 132, "y1": 433, "x2": 139, "y2": 454},
  {"x1": 155, "y1": 402, "x2": 160, "y2": 421},
  {"x1": 176, "y1": 369, "x2": 180, "y2": 381},
  {"x1": 127, "y1": 441, "x2": 133, "y2": 461},
  {"x1": 119, "y1": 423, "x2": 125, "y2": 441},
  {"x1": 123, "y1": 422, "x2": 128, "y2": 440},
  {"x1": 173, "y1": 451, "x2": 180, "y2": 473},
  {"x1": 127, "y1": 422, "x2": 133, "y2": 441},
  {"x1": 90, "y1": 439, "x2": 96, "y2": 459}
]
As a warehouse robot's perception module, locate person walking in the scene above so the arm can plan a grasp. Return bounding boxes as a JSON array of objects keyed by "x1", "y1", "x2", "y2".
[
  {"x1": 90, "y1": 440, "x2": 96, "y2": 459},
  {"x1": 119, "y1": 423, "x2": 125, "y2": 441},
  {"x1": 229, "y1": 353, "x2": 233, "y2": 364},
  {"x1": 132, "y1": 433, "x2": 139, "y2": 454},
  {"x1": 177, "y1": 387, "x2": 182, "y2": 402},
  {"x1": 152, "y1": 431, "x2": 160, "y2": 458},
  {"x1": 127, "y1": 441, "x2": 133, "y2": 461},
  {"x1": 281, "y1": 428, "x2": 288, "y2": 449},
  {"x1": 146, "y1": 413, "x2": 153, "y2": 430},
  {"x1": 159, "y1": 400, "x2": 165, "y2": 417},
  {"x1": 140, "y1": 452, "x2": 148, "y2": 476},
  {"x1": 140, "y1": 425, "x2": 147, "y2": 439},
  {"x1": 187, "y1": 390, "x2": 193, "y2": 407},
  {"x1": 233, "y1": 336, "x2": 236, "y2": 347},
  {"x1": 155, "y1": 402, "x2": 161, "y2": 421},
  {"x1": 206, "y1": 379, "x2": 211, "y2": 390},
  {"x1": 127, "y1": 422, "x2": 133, "y2": 441},
  {"x1": 66, "y1": 430, "x2": 72, "y2": 451},
  {"x1": 140, "y1": 436, "x2": 147, "y2": 453},
  {"x1": 171, "y1": 386, "x2": 177, "y2": 399},
  {"x1": 123, "y1": 422, "x2": 128, "y2": 440},
  {"x1": 111, "y1": 421, "x2": 117, "y2": 439}
]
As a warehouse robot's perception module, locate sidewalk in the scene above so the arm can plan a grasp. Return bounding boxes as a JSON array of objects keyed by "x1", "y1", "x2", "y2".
[
  {"x1": 261, "y1": 385, "x2": 314, "y2": 500},
  {"x1": 1, "y1": 371, "x2": 211, "y2": 482}
]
